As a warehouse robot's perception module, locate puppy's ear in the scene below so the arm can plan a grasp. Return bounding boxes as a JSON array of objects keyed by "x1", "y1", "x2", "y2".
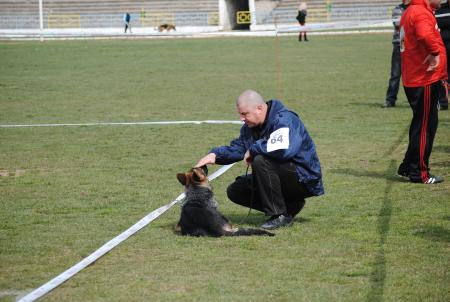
[
  {"x1": 199, "y1": 165, "x2": 208, "y2": 176},
  {"x1": 192, "y1": 168, "x2": 206, "y2": 182},
  {"x1": 177, "y1": 173, "x2": 188, "y2": 186}
]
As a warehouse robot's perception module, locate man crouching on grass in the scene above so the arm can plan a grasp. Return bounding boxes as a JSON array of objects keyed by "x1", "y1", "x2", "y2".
[{"x1": 196, "y1": 90, "x2": 324, "y2": 230}]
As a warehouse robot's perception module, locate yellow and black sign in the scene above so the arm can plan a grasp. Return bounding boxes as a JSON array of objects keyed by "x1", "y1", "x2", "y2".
[{"x1": 236, "y1": 11, "x2": 251, "y2": 24}]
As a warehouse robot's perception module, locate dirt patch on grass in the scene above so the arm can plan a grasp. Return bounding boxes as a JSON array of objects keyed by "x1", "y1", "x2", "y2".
[
  {"x1": 0, "y1": 289, "x2": 33, "y2": 299},
  {"x1": 0, "y1": 169, "x2": 26, "y2": 177}
]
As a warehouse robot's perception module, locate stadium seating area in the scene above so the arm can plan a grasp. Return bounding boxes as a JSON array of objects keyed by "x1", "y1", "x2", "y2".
[
  {"x1": 261, "y1": 0, "x2": 399, "y2": 24},
  {"x1": 0, "y1": 0, "x2": 219, "y2": 28},
  {"x1": 0, "y1": 0, "x2": 399, "y2": 29}
]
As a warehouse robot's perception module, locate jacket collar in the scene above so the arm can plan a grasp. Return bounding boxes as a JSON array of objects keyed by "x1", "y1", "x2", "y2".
[
  {"x1": 251, "y1": 100, "x2": 291, "y2": 138},
  {"x1": 410, "y1": 0, "x2": 434, "y2": 12}
]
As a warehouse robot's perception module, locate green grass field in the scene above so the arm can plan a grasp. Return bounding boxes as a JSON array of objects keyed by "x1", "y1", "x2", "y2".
[{"x1": 0, "y1": 34, "x2": 449, "y2": 302}]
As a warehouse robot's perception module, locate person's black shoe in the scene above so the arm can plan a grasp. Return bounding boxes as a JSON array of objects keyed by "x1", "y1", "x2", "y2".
[
  {"x1": 260, "y1": 214, "x2": 293, "y2": 230},
  {"x1": 438, "y1": 103, "x2": 448, "y2": 110},
  {"x1": 382, "y1": 101, "x2": 396, "y2": 108}
]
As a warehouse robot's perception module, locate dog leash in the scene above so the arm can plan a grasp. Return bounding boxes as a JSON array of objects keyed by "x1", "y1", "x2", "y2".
[
  {"x1": 237, "y1": 165, "x2": 254, "y2": 225},
  {"x1": 18, "y1": 163, "x2": 235, "y2": 302}
]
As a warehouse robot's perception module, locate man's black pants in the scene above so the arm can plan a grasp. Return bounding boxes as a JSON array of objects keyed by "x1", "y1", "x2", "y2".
[
  {"x1": 385, "y1": 44, "x2": 401, "y2": 105},
  {"x1": 227, "y1": 155, "x2": 312, "y2": 217},
  {"x1": 438, "y1": 44, "x2": 450, "y2": 108},
  {"x1": 400, "y1": 81, "x2": 440, "y2": 182}
]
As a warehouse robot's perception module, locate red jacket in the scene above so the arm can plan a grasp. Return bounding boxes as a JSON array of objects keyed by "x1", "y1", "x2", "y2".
[{"x1": 400, "y1": 0, "x2": 447, "y2": 87}]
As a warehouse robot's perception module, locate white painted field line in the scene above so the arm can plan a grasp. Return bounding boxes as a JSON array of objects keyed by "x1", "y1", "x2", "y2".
[
  {"x1": 18, "y1": 163, "x2": 235, "y2": 302},
  {"x1": 0, "y1": 120, "x2": 242, "y2": 128}
]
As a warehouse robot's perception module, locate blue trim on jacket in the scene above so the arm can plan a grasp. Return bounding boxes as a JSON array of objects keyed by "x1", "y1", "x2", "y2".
[{"x1": 211, "y1": 100, "x2": 324, "y2": 196}]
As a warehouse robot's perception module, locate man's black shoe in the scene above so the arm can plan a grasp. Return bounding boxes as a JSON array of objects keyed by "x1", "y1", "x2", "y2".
[
  {"x1": 382, "y1": 101, "x2": 396, "y2": 108},
  {"x1": 438, "y1": 103, "x2": 448, "y2": 110},
  {"x1": 261, "y1": 214, "x2": 293, "y2": 230}
]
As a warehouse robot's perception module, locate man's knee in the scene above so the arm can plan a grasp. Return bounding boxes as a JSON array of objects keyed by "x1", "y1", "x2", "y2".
[
  {"x1": 252, "y1": 154, "x2": 269, "y2": 169},
  {"x1": 226, "y1": 183, "x2": 237, "y2": 202},
  {"x1": 226, "y1": 183, "x2": 248, "y2": 206},
  {"x1": 226, "y1": 179, "x2": 245, "y2": 203}
]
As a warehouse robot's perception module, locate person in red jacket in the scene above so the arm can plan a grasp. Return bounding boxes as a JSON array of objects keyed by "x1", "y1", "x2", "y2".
[{"x1": 398, "y1": 0, "x2": 446, "y2": 184}]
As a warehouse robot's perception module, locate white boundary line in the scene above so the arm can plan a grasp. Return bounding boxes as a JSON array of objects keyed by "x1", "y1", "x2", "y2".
[
  {"x1": 0, "y1": 19, "x2": 394, "y2": 40},
  {"x1": 18, "y1": 163, "x2": 235, "y2": 302},
  {"x1": 275, "y1": 19, "x2": 391, "y2": 33},
  {"x1": 0, "y1": 120, "x2": 243, "y2": 128}
]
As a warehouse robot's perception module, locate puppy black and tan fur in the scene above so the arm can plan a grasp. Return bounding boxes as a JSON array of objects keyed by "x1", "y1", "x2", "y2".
[
  {"x1": 158, "y1": 23, "x2": 176, "y2": 32},
  {"x1": 175, "y1": 166, "x2": 274, "y2": 237}
]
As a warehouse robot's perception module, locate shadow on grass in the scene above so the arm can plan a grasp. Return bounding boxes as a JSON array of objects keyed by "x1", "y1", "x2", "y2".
[
  {"x1": 365, "y1": 159, "x2": 395, "y2": 302},
  {"x1": 349, "y1": 102, "x2": 385, "y2": 108},
  {"x1": 159, "y1": 212, "x2": 311, "y2": 231},
  {"x1": 382, "y1": 126, "x2": 409, "y2": 158},
  {"x1": 226, "y1": 213, "x2": 311, "y2": 226},
  {"x1": 364, "y1": 128, "x2": 410, "y2": 302},
  {"x1": 432, "y1": 159, "x2": 450, "y2": 167},
  {"x1": 330, "y1": 168, "x2": 401, "y2": 182},
  {"x1": 432, "y1": 145, "x2": 450, "y2": 153},
  {"x1": 349, "y1": 101, "x2": 409, "y2": 109},
  {"x1": 412, "y1": 225, "x2": 450, "y2": 243},
  {"x1": 330, "y1": 126, "x2": 409, "y2": 182}
]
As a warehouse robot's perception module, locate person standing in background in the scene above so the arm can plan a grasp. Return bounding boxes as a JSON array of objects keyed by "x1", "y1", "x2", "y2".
[
  {"x1": 436, "y1": 0, "x2": 450, "y2": 110},
  {"x1": 123, "y1": 12, "x2": 131, "y2": 33},
  {"x1": 382, "y1": 0, "x2": 411, "y2": 108},
  {"x1": 398, "y1": 0, "x2": 446, "y2": 184},
  {"x1": 296, "y1": 2, "x2": 308, "y2": 42}
]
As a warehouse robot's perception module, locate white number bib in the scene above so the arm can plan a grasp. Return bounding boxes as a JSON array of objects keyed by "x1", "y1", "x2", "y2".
[{"x1": 267, "y1": 127, "x2": 290, "y2": 152}]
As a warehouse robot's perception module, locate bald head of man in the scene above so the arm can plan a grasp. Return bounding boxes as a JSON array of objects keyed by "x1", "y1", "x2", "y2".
[{"x1": 236, "y1": 89, "x2": 268, "y2": 128}]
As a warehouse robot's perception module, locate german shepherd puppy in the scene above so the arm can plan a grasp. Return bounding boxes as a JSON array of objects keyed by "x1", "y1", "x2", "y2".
[
  {"x1": 158, "y1": 23, "x2": 176, "y2": 32},
  {"x1": 176, "y1": 166, "x2": 274, "y2": 237}
]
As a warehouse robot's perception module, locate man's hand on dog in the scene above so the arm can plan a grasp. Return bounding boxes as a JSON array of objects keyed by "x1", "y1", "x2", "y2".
[
  {"x1": 196, "y1": 151, "x2": 252, "y2": 167},
  {"x1": 196, "y1": 153, "x2": 216, "y2": 167}
]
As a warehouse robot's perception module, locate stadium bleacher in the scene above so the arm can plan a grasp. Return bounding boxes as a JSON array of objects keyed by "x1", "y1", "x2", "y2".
[
  {"x1": 0, "y1": 0, "x2": 219, "y2": 29},
  {"x1": 0, "y1": 0, "x2": 399, "y2": 30},
  {"x1": 261, "y1": 0, "x2": 399, "y2": 24}
]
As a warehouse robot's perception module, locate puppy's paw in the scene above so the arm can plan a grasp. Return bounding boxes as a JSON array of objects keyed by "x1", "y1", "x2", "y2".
[{"x1": 174, "y1": 222, "x2": 182, "y2": 234}]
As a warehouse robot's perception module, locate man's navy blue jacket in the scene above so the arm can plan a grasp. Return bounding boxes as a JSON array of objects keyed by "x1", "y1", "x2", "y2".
[{"x1": 211, "y1": 100, "x2": 324, "y2": 196}]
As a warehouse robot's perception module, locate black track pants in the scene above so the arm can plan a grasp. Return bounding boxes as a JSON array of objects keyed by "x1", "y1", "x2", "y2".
[{"x1": 400, "y1": 81, "x2": 440, "y2": 182}]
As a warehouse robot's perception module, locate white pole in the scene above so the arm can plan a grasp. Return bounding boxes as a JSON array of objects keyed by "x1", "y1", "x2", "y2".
[
  {"x1": 39, "y1": 0, "x2": 43, "y2": 41},
  {"x1": 248, "y1": 0, "x2": 257, "y2": 29},
  {"x1": 218, "y1": 0, "x2": 228, "y2": 31}
]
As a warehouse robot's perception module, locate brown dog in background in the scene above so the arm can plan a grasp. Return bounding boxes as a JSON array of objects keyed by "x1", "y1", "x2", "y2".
[
  {"x1": 157, "y1": 24, "x2": 176, "y2": 32},
  {"x1": 175, "y1": 166, "x2": 274, "y2": 237}
]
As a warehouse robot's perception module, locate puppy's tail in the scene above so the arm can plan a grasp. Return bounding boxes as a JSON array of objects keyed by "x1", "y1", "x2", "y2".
[{"x1": 231, "y1": 228, "x2": 275, "y2": 236}]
